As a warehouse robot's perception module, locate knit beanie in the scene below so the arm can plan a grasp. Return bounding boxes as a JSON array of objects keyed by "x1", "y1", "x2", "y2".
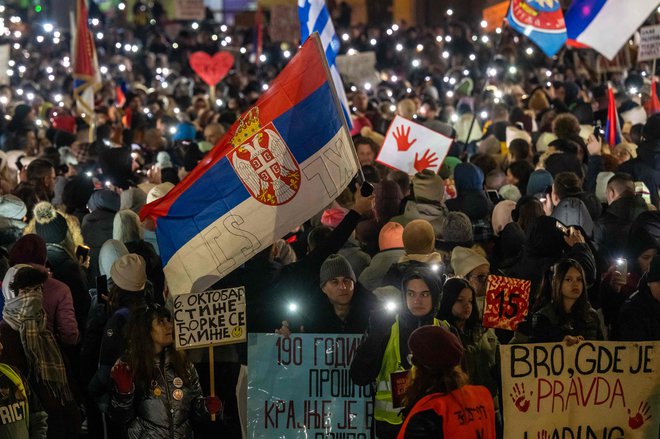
[
  {"x1": 110, "y1": 253, "x2": 146, "y2": 292},
  {"x1": 412, "y1": 170, "x2": 445, "y2": 204},
  {"x1": 99, "y1": 239, "x2": 129, "y2": 278},
  {"x1": 491, "y1": 200, "x2": 516, "y2": 236},
  {"x1": 379, "y1": 222, "x2": 404, "y2": 251},
  {"x1": 0, "y1": 194, "x2": 27, "y2": 220},
  {"x1": 87, "y1": 189, "x2": 121, "y2": 213},
  {"x1": 146, "y1": 182, "x2": 175, "y2": 204},
  {"x1": 33, "y1": 202, "x2": 69, "y2": 244},
  {"x1": 319, "y1": 254, "x2": 355, "y2": 287},
  {"x1": 527, "y1": 170, "x2": 554, "y2": 197},
  {"x1": 403, "y1": 219, "x2": 436, "y2": 254},
  {"x1": 441, "y1": 212, "x2": 473, "y2": 245},
  {"x1": 499, "y1": 184, "x2": 522, "y2": 202},
  {"x1": 9, "y1": 234, "x2": 48, "y2": 266},
  {"x1": 451, "y1": 246, "x2": 490, "y2": 278},
  {"x1": 120, "y1": 187, "x2": 148, "y2": 213},
  {"x1": 408, "y1": 325, "x2": 464, "y2": 370},
  {"x1": 454, "y1": 163, "x2": 484, "y2": 192}
]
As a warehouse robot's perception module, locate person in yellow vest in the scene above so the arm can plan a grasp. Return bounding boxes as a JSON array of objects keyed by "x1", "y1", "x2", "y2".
[
  {"x1": 350, "y1": 266, "x2": 450, "y2": 439},
  {"x1": 397, "y1": 325, "x2": 496, "y2": 439}
]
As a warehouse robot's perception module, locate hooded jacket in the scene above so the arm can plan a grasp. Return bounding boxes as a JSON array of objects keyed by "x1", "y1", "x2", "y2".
[
  {"x1": 594, "y1": 194, "x2": 648, "y2": 262},
  {"x1": 613, "y1": 277, "x2": 660, "y2": 341},
  {"x1": 618, "y1": 139, "x2": 660, "y2": 207},
  {"x1": 110, "y1": 349, "x2": 208, "y2": 439},
  {"x1": 445, "y1": 163, "x2": 493, "y2": 221},
  {"x1": 551, "y1": 197, "x2": 594, "y2": 237},
  {"x1": 82, "y1": 190, "x2": 120, "y2": 280}
]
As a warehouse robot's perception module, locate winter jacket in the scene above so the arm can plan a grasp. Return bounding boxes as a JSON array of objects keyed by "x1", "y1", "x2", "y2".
[
  {"x1": 0, "y1": 321, "x2": 81, "y2": 438},
  {"x1": 446, "y1": 191, "x2": 493, "y2": 222},
  {"x1": 0, "y1": 364, "x2": 48, "y2": 439},
  {"x1": 530, "y1": 304, "x2": 603, "y2": 343},
  {"x1": 618, "y1": 139, "x2": 660, "y2": 207},
  {"x1": 110, "y1": 350, "x2": 208, "y2": 439},
  {"x1": 338, "y1": 238, "x2": 371, "y2": 279},
  {"x1": 359, "y1": 248, "x2": 406, "y2": 292},
  {"x1": 0, "y1": 218, "x2": 25, "y2": 250},
  {"x1": 594, "y1": 195, "x2": 648, "y2": 262},
  {"x1": 305, "y1": 284, "x2": 377, "y2": 334},
  {"x1": 613, "y1": 279, "x2": 660, "y2": 341},
  {"x1": 551, "y1": 197, "x2": 594, "y2": 237},
  {"x1": 46, "y1": 243, "x2": 90, "y2": 333},
  {"x1": 390, "y1": 201, "x2": 448, "y2": 239},
  {"x1": 0, "y1": 264, "x2": 79, "y2": 347},
  {"x1": 125, "y1": 240, "x2": 165, "y2": 305},
  {"x1": 81, "y1": 209, "x2": 116, "y2": 280}
]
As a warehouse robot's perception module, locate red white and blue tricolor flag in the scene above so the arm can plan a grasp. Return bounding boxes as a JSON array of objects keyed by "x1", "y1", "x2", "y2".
[
  {"x1": 72, "y1": 0, "x2": 101, "y2": 122},
  {"x1": 565, "y1": 0, "x2": 658, "y2": 60},
  {"x1": 605, "y1": 84, "x2": 622, "y2": 147},
  {"x1": 140, "y1": 35, "x2": 358, "y2": 295}
]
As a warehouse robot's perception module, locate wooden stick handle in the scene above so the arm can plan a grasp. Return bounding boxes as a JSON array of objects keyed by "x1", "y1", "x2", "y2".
[{"x1": 209, "y1": 346, "x2": 216, "y2": 421}]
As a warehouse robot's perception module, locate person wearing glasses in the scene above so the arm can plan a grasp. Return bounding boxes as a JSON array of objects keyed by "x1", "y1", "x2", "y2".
[
  {"x1": 350, "y1": 267, "x2": 450, "y2": 439},
  {"x1": 108, "y1": 304, "x2": 221, "y2": 438}
]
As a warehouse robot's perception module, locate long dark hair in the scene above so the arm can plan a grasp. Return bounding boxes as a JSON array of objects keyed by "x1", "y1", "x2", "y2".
[
  {"x1": 402, "y1": 364, "x2": 469, "y2": 416},
  {"x1": 124, "y1": 304, "x2": 189, "y2": 391},
  {"x1": 549, "y1": 259, "x2": 590, "y2": 317},
  {"x1": 437, "y1": 278, "x2": 480, "y2": 330}
]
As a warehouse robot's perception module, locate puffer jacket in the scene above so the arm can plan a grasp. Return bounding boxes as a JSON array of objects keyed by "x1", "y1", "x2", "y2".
[{"x1": 110, "y1": 349, "x2": 208, "y2": 439}]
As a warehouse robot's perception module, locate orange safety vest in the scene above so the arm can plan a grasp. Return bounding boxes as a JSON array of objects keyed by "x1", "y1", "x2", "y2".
[{"x1": 397, "y1": 385, "x2": 496, "y2": 439}]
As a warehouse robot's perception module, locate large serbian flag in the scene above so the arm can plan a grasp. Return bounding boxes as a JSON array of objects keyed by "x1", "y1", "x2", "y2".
[
  {"x1": 140, "y1": 34, "x2": 358, "y2": 295},
  {"x1": 72, "y1": 0, "x2": 101, "y2": 121}
]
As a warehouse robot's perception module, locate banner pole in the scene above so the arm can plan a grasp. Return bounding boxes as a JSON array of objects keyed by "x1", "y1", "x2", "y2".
[
  {"x1": 209, "y1": 85, "x2": 216, "y2": 109},
  {"x1": 309, "y1": 33, "x2": 365, "y2": 184},
  {"x1": 209, "y1": 346, "x2": 216, "y2": 421},
  {"x1": 652, "y1": 58, "x2": 657, "y2": 79}
]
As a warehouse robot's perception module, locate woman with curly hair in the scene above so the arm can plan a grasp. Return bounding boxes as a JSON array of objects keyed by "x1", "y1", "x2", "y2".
[
  {"x1": 397, "y1": 325, "x2": 496, "y2": 438},
  {"x1": 109, "y1": 304, "x2": 221, "y2": 438},
  {"x1": 530, "y1": 258, "x2": 603, "y2": 344}
]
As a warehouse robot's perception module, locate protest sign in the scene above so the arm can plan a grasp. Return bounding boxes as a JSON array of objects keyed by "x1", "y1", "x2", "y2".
[
  {"x1": 173, "y1": 286, "x2": 246, "y2": 349},
  {"x1": 376, "y1": 115, "x2": 453, "y2": 175},
  {"x1": 0, "y1": 45, "x2": 8, "y2": 85},
  {"x1": 639, "y1": 25, "x2": 660, "y2": 62},
  {"x1": 173, "y1": 0, "x2": 204, "y2": 20},
  {"x1": 335, "y1": 51, "x2": 379, "y2": 87},
  {"x1": 248, "y1": 333, "x2": 372, "y2": 438},
  {"x1": 482, "y1": 275, "x2": 531, "y2": 331},
  {"x1": 500, "y1": 341, "x2": 660, "y2": 438}
]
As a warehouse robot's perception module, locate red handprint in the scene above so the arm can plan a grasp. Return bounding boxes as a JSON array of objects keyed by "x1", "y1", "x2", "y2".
[
  {"x1": 510, "y1": 383, "x2": 532, "y2": 413},
  {"x1": 414, "y1": 149, "x2": 438, "y2": 172},
  {"x1": 393, "y1": 125, "x2": 417, "y2": 151},
  {"x1": 627, "y1": 401, "x2": 652, "y2": 429}
]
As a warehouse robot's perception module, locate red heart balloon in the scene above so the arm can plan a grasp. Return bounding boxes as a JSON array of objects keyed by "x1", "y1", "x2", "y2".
[{"x1": 189, "y1": 51, "x2": 235, "y2": 86}]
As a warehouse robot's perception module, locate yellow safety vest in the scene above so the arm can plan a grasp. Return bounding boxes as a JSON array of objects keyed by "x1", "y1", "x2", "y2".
[
  {"x1": 0, "y1": 363, "x2": 29, "y2": 425},
  {"x1": 374, "y1": 317, "x2": 448, "y2": 425}
]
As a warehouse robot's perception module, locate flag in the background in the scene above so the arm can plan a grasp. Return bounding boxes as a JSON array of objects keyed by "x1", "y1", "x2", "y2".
[
  {"x1": 73, "y1": 0, "x2": 101, "y2": 122},
  {"x1": 647, "y1": 79, "x2": 660, "y2": 116},
  {"x1": 140, "y1": 35, "x2": 358, "y2": 295},
  {"x1": 605, "y1": 84, "x2": 622, "y2": 146},
  {"x1": 507, "y1": 0, "x2": 567, "y2": 57},
  {"x1": 565, "y1": 0, "x2": 658, "y2": 60},
  {"x1": 298, "y1": 0, "x2": 352, "y2": 128}
]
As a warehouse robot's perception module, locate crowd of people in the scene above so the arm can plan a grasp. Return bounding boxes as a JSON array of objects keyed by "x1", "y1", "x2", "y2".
[{"x1": 0, "y1": 1, "x2": 659, "y2": 438}]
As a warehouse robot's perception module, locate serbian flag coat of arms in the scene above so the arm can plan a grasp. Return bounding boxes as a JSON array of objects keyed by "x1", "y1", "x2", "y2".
[{"x1": 140, "y1": 34, "x2": 358, "y2": 295}]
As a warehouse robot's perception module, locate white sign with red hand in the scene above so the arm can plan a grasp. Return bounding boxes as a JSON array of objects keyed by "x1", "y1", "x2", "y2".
[{"x1": 376, "y1": 115, "x2": 453, "y2": 175}]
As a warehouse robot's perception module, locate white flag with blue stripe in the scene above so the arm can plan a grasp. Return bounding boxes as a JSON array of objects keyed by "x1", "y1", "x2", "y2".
[{"x1": 298, "y1": 0, "x2": 352, "y2": 129}]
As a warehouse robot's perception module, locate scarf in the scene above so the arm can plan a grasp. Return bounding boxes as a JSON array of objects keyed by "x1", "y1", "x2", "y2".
[{"x1": 2, "y1": 287, "x2": 73, "y2": 404}]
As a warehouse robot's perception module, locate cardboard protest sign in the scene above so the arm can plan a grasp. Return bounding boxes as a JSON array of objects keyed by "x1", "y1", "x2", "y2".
[
  {"x1": 500, "y1": 341, "x2": 660, "y2": 438},
  {"x1": 173, "y1": 287, "x2": 246, "y2": 349},
  {"x1": 189, "y1": 51, "x2": 235, "y2": 87},
  {"x1": 482, "y1": 275, "x2": 531, "y2": 331},
  {"x1": 376, "y1": 115, "x2": 453, "y2": 175},
  {"x1": 639, "y1": 25, "x2": 660, "y2": 62},
  {"x1": 173, "y1": 0, "x2": 204, "y2": 20},
  {"x1": 248, "y1": 334, "x2": 372, "y2": 438},
  {"x1": 335, "y1": 51, "x2": 379, "y2": 87}
]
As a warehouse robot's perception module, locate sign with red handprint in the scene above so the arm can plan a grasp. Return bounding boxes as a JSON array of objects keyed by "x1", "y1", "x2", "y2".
[
  {"x1": 482, "y1": 275, "x2": 530, "y2": 331},
  {"x1": 500, "y1": 341, "x2": 660, "y2": 438},
  {"x1": 376, "y1": 115, "x2": 452, "y2": 175}
]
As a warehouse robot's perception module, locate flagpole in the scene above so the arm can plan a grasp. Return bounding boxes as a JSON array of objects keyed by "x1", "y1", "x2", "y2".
[{"x1": 309, "y1": 33, "x2": 365, "y2": 184}]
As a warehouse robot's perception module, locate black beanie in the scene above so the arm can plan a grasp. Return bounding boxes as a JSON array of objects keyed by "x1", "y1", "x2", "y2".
[{"x1": 33, "y1": 202, "x2": 69, "y2": 244}]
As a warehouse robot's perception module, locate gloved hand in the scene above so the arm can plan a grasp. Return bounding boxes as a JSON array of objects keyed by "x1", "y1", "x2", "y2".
[
  {"x1": 205, "y1": 396, "x2": 222, "y2": 415},
  {"x1": 111, "y1": 360, "x2": 134, "y2": 394}
]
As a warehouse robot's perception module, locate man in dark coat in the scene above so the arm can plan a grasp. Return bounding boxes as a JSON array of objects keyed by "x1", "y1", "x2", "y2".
[
  {"x1": 619, "y1": 114, "x2": 660, "y2": 207},
  {"x1": 613, "y1": 256, "x2": 660, "y2": 341}
]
